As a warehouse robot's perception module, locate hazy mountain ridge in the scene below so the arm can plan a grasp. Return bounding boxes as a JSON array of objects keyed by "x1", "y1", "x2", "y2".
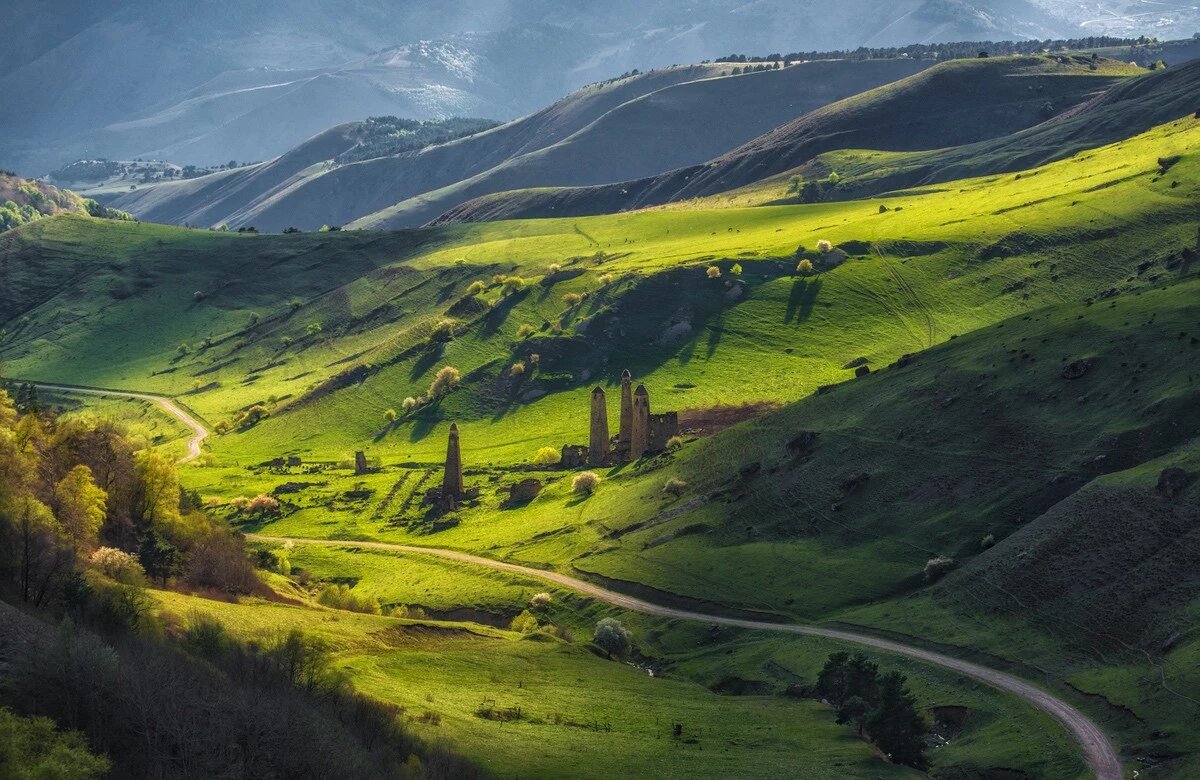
[{"x1": 9, "y1": 0, "x2": 1187, "y2": 175}]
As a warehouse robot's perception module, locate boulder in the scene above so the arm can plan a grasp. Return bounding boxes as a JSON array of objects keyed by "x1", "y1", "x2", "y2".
[
  {"x1": 507, "y1": 478, "x2": 543, "y2": 505},
  {"x1": 1061, "y1": 358, "x2": 1093, "y2": 379},
  {"x1": 1155, "y1": 467, "x2": 1191, "y2": 499}
]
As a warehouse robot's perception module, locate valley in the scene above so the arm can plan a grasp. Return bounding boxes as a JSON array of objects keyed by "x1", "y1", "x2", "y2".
[{"x1": 1, "y1": 18, "x2": 1198, "y2": 779}]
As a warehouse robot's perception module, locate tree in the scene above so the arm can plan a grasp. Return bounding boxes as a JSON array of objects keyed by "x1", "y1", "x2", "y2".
[
  {"x1": 138, "y1": 528, "x2": 182, "y2": 585},
  {"x1": 428, "y1": 366, "x2": 461, "y2": 398},
  {"x1": 572, "y1": 471, "x2": 600, "y2": 495},
  {"x1": 509, "y1": 609, "x2": 539, "y2": 633},
  {"x1": 134, "y1": 449, "x2": 180, "y2": 528},
  {"x1": 0, "y1": 707, "x2": 110, "y2": 779},
  {"x1": 796, "y1": 258, "x2": 814, "y2": 275},
  {"x1": 54, "y1": 465, "x2": 107, "y2": 550},
  {"x1": 533, "y1": 446, "x2": 561, "y2": 466},
  {"x1": 593, "y1": 618, "x2": 631, "y2": 659},
  {"x1": 706, "y1": 265, "x2": 721, "y2": 279},
  {"x1": 865, "y1": 672, "x2": 928, "y2": 768}
]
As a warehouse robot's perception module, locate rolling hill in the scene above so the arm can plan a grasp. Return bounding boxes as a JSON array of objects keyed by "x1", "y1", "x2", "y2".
[
  {"x1": 1, "y1": 0, "x2": 1100, "y2": 176},
  {"x1": 0, "y1": 171, "x2": 129, "y2": 232},
  {"x1": 106, "y1": 59, "x2": 932, "y2": 232},
  {"x1": 4, "y1": 50, "x2": 1200, "y2": 777},
  {"x1": 415, "y1": 54, "x2": 1144, "y2": 226}
]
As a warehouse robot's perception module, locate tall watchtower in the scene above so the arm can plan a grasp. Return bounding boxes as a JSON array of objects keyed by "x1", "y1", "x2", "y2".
[{"x1": 589, "y1": 386, "x2": 609, "y2": 465}]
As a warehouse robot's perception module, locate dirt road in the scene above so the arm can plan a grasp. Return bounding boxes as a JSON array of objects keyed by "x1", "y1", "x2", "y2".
[
  {"x1": 250, "y1": 534, "x2": 1122, "y2": 779},
  {"x1": 31, "y1": 383, "x2": 208, "y2": 463}
]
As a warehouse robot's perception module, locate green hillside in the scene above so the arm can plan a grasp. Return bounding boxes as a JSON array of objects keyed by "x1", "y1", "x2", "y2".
[
  {"x1": 0, "y1": 172, "x2": 129, "y2": 232},
  {"x1": 3, "y1": 106, "x2": 1199, "y2": 778},
  {"x1": 396, "y1": 54, "x2": 1142, "y2": 227}
]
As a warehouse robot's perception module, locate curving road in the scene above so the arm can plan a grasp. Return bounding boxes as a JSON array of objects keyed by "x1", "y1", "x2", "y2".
[
  {"x1": 250, "y1": 534, "x2": 1122, "y2": 779},
  {"x1": 30, "y1": 383, "x2": 208, "y2": 463}
]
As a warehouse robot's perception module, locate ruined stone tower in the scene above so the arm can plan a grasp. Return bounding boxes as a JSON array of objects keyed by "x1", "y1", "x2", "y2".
[
  {"x1": 630, "y1": 384, "x2": 650, "y2": 459},
  {"x1": 589, "y1": 386, "x2": 609, "y2": 465},
  {"x1": 443, "y1": 423, "x2": 464, "y2": 495},
  {"x1": 618, "y1": 369, "x2": 633, "y2": 450}
]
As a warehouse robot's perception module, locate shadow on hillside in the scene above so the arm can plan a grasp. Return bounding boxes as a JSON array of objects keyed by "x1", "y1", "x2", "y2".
[
  {"x1": 785, "y1": 278, "x2": 821, "y2": 324},
  {"x1": 480, "y1": 288, "x2": 530, "y2": 336}
]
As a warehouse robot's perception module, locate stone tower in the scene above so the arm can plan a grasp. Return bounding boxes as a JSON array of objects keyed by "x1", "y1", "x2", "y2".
[
  {"x1": 589, "y1": 386, "x2": 609, "y2": 465},
  {"x1": 630, "y1": 384, "x2": 650, "y2": 459},
  {"x1": 443, "y1": 423, "x2": 464, "y2": 495},
  {"x1": 618, "y1": 369, "x2": 633, "y2": 450}
]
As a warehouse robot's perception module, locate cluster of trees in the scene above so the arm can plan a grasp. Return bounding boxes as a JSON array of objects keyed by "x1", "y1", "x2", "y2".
[
  {"x1": 336, "y1": 116, "x2": 502, "y2": 164},
  {"x1": 713, "y1": 36, "x2": 1152, "y2": 65},
  {"x1": 0, "y1": 387, "x2": 481, "y2": 777},
  {"x1": 0, "y1": 387, "x2": 260, "y2": 611},
  {"x1": 787, "y1": 171, "x2": 840, "y2": 203},
  {"x1": 816, "y1": 652, "x2": 928, "y2": 768}
]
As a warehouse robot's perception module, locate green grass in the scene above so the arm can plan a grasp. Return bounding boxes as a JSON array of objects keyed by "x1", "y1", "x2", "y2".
[{"x1": 5, "y1": 106, "x2": 1200, "y2": 777}]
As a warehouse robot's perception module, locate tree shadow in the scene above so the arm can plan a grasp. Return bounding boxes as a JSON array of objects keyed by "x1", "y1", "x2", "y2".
[
  {"x1": 705, "y1": 322, "x2": 723, "y2": 359},
  {"x1": 409, "y1": 342, "x2": 445, "y2": 381},
  {"x1": 481, "y1": 288, "x2": 530, "y2": 337},
  {"x1": 785, "y1": 278, "x2": 822, "y2": 324}
]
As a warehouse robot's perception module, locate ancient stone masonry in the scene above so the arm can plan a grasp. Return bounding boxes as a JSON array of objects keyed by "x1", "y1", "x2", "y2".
[
  {"x1": 560, "y1": 444, "x2": 589, "y2": 468},
  {"x1": 558, "y1": 370, "x2": 682, "y2": 468},
  {"x1": 630, "y1": 384, "x2": 650, "y2": 459},
  {"x1": 589, "y1": 386, "x2": 610, "y2": 465},
  {"x1": 443, "y1": 423, "x2": 464, "y2": 495},
  {"x1": 618, "y1": 369, "x2": 633, "y2": 450}
]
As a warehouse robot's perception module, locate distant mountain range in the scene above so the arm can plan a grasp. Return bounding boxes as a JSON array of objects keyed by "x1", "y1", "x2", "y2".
[{"x1": 6, "y1": 0, "x2": 1198, "y2": 175}]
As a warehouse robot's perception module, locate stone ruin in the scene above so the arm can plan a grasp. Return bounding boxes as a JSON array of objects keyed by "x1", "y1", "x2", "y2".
[
  {"x1": 424, "y1": 422, "x2": 478, "y2": 515},
  {"x1": 560, "y1": 369, "x2": 679, "y2": 467}
]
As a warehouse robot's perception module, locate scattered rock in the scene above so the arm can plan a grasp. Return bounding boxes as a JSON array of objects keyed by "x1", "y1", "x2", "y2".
[
  {"x1": 854, "y1": 365, "x2": 870, "y2": 378},
  {"x1": 1061, "y1": 358, "x2": 1093, "y2": 379},
  {"x1": 839, "y1": 472, "x2": 870, "y2": 497},
  {"x1": 1155, "y1": 467, "x2": 1191, "y2": 499},
  {"x1": 657, "y1": 320, "x2": 693, "y2": 346},
  {"x1": 786, "y1": 431, "x2": 818, "y2": 458}
]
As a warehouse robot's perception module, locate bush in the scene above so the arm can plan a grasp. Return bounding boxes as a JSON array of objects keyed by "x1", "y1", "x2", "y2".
[
  {"x1": 706, "y1": 265, "x2": 721, "y2": 279},
  {"x1": 529, "y1": 592, "x2": 552, "y2": 609},
  {"x1": 501, "y1": 276, "x2": 527, "y2": 294},
  {"x1": 401, "y1": 396, "x2": 418, "y2": 411},
  {"x1": 547, "y1": 263, "x2": 561, "y2": 274},
  {"x1": 245, "y1": 494, "x2": 280, "y2": 517},
  {"x1": 510, "y1": 361, "x2": 526, "y2": 377},
  {"x1": 572, "y1": 471, "x2": 600, "y2": 495},
  {"x1": 383, "y1": 408, "x2": 397, "y2": 422},
  {"x1": 184, "y1": 531, "x2": 259, "y2": 594},
  {"x1": 923, "y1": 556, "x2": 957, "y2": 583},
  {"x1": 532, "y1": 447, "x2": 561, "y2": 466},
  {"x1": 509, "y1": 609, "x2": 539, "y2": 634},
  {"x1": 562, "y1": 292, "x2": 583, "y2": 306},
  {"x1": 665, "y1": 435, "x2": 685, "y2": 450},
  {"x1": 234, "y1": 404, "x2": 270, "y2": 429},
  {"x1": 598, "y1": 273, "x2": 614, "y2": 285},
  {"x1": 428, "y1": 366, "x2": 461, "y2": 398},
  {"x1": 90, "y1": 547, "x2": 144, "y2": 584},
  {"x1": 431, "y1": 318, "x2": 456, "y2": 341},
  {"x1": 796, "y1": 258, "x2": 814, "y2": 275},
  {"x1": 980, "y1": 534, "x2": 995, "y2": 549},
  {"x1": 663, "y1": 478, "x2": 688, "y2": 497},
  {"x1": 466, "y1": 281, "x2": 485, "y2": 295},
  {"x1": 593, "y1": 618, "x2": 631, "y2": 659},
  {"x1": 730, "y1": 263, "x2": 743, "y2": 275},
  {"x1": 517, "y1": 323, "x2": 535, "y2": 339},
  {"x1": 0, "y1": 707, "x2": 111, "y2": 779},
  {"x1": 816, "y1": 239, "x2": 833, "y2": 253},
  {"x1": 317, "y1": 584, "x2": 382, "y2": 615}
]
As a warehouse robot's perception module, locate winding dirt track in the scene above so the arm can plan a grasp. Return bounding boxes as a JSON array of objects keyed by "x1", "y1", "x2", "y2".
[
  {"x1": 30, "y1": 383, "x2": 208, "y2": 463},
  {"x1": 29, "y1": 379, "x2": 1118, "y2": 776},
  {"x1": 250, "y1": 534, "x2": 1122, "y2": 779}
]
